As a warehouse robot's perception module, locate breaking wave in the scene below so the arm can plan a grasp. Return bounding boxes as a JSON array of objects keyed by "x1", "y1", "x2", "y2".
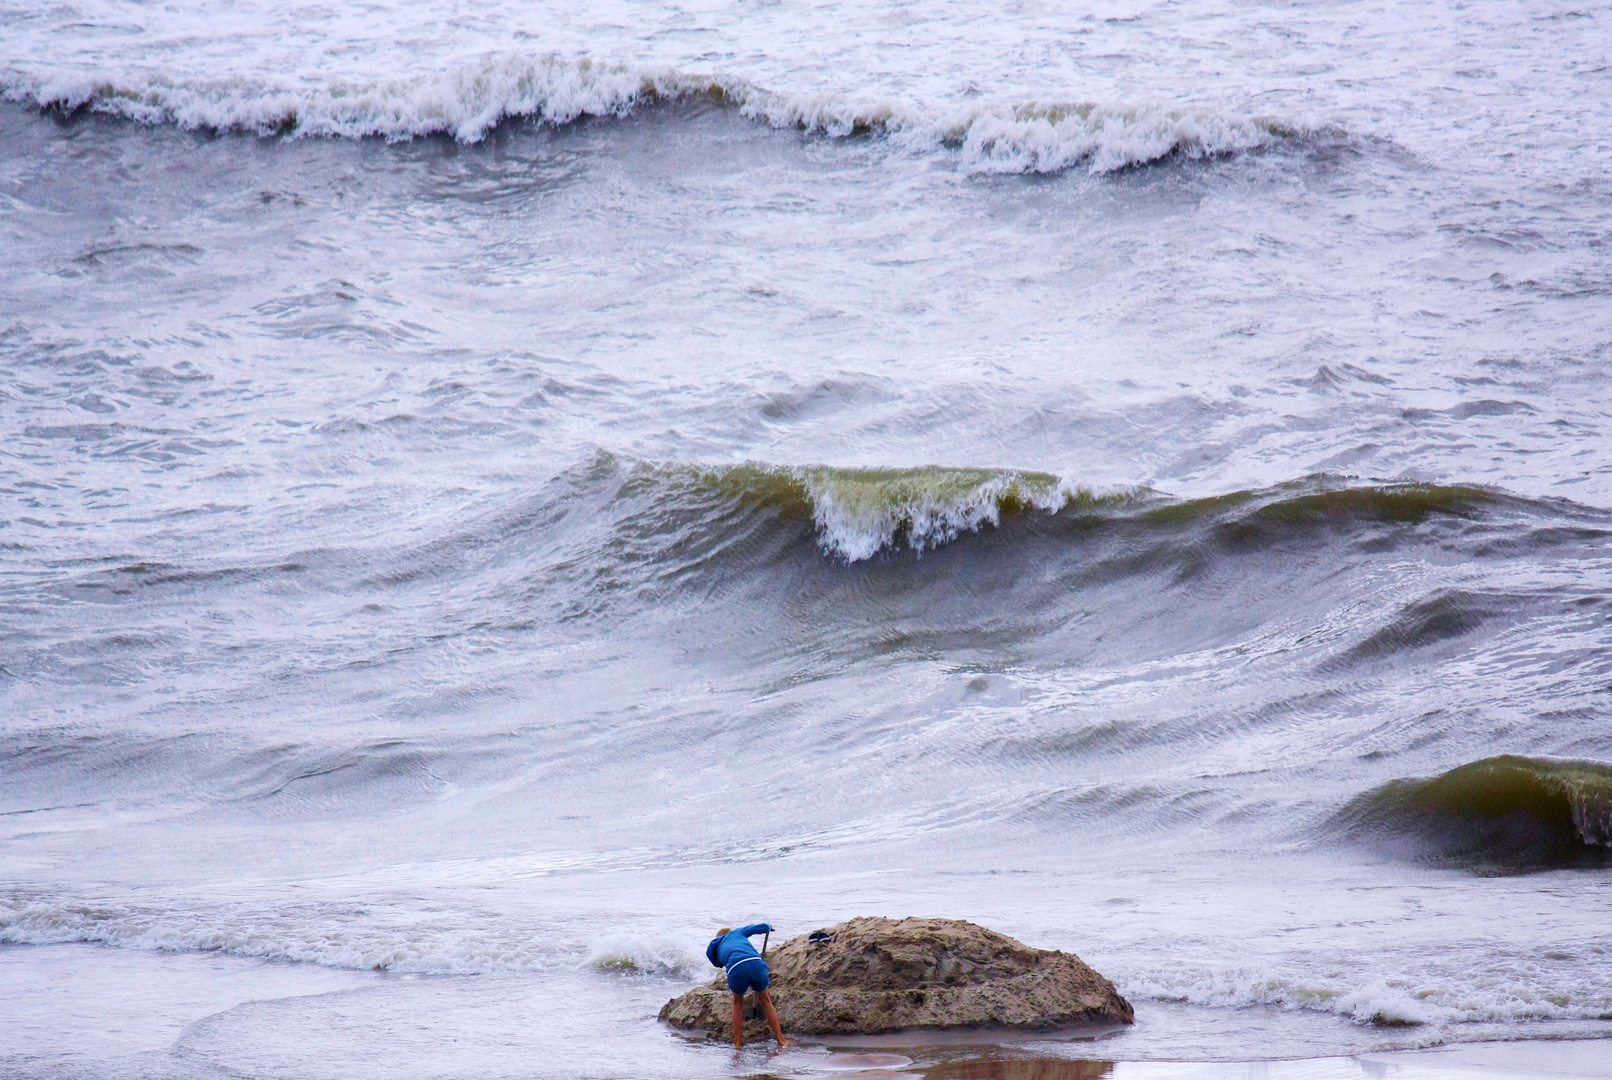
[
  {"x1": 0, "y1": 893, "x2": 724, "y2": 978},
  {"x1": 0, "y1": 891, "x2": 568, "y2": 974},
  {"x1": 2, "y1": 53, "x2": 1317, "y2": 173},
  {"x1": 585, "y1": 934, "x2": 704, "y2": 978},
  {"x1": 1334, "y1": 756, "x2": 1612, "y2": 871},
  {"x1": 690, "y1": 462, "x2": 1103, "y2": 561},
  {"x1": 632, "y1": 460, "x2": 1515, "y2": 565},
  {"x1": 1121, "y1": 961, "x2": 1612, "y2": 1028}
]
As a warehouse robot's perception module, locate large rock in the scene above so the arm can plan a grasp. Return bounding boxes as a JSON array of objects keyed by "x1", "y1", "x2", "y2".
[{"x1": 658, "y1": 917, "x2": 1133, "y2": 1040}]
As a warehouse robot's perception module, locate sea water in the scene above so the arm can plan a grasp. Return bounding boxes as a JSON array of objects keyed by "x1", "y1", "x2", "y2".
[{"x1": 2, "y1": 2, "x2": 1611, "y2": 1077}]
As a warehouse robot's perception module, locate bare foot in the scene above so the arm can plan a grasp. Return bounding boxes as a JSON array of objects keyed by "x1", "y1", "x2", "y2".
[{"x1": 776, "y1": 1038, "x2": 793, "y2": 1048}]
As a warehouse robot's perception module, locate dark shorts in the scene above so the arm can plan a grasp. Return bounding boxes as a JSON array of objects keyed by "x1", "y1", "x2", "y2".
[{"x1": 725, "y1": 957, "x2": 770, "y2": 995}]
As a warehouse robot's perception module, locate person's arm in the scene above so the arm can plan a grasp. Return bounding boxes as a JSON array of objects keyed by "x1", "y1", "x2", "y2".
[
  {"x1": 738, "y1": 923, "x2": 772, "y2": 938},
  {"x1": 706, "y1": 937, "x2": 724, "y2": 967}
]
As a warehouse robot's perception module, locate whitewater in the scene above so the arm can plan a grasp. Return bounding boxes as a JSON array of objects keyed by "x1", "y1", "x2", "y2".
[{"x1": 2, "y1": 1, "x2": 1612, "y2": 1077}]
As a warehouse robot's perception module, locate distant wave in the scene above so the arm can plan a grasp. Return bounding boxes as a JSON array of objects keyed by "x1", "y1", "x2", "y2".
[
  {"x1": 2, "y1": 53, "x2": 1317, "y2": 173},
  {"x1": 1334, "y1": 755, "x2": 1612, "y2": 871}
]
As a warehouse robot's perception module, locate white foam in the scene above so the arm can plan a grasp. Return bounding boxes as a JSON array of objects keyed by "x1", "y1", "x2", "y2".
[
  {"x1": 1, "y1": 53, "x2": 1313, "y2": 173},
  {"x1": 944, "y1": 102, "x2": 1294, "y2": 174},
  {"x1": 3, "y1": 55, "x2": 676, "y2": 143},
  {"x1": 1121, "y1": 964, "x2": 1612, "y2": 1027},
  {"x1": 1, "y1": 893, "x2": 712, "y2": 981},
  {"x1": 13, "y1": 889, "x2": 1605, "y2": 1028},
  {"x1": 584, "y1": 933, "x2": 704, "y2": 978},
  {"x1": 0, "y1": 893, "x2": 564, "y2": 975},
  {"x1": 799, "y1": 468, "x2": 1088, "y2": 562}
]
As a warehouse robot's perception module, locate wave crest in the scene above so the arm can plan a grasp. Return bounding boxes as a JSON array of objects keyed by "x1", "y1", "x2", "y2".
[
  {"x1": 594, "y1": 460, "x2": 1534, "y2": 578},
  {"x1": 0, "y1": 891, "x2": 582, "y2": 975},
  {"x1": 3, "y1": 53, "x2": 1318, "y2": 173},
  {"x1": 5, "y1": 54, "x2": 679, "y2": 142},
  {"x1": 688, "y1": 463, "x2": 1109, "y2": 562},
  {"x1": 948, "y1": 102, "x2": 1298, "y2": 174},
  {"x1": 1335, "y1": 755, "x2": 1612, "y2": 871},
  {"x1": 1122, "y1": 964, "x2": 1611, "y2": 1027},
  {"x1": 796, "y1": 465, "x2": 1094, "y2": 561}
]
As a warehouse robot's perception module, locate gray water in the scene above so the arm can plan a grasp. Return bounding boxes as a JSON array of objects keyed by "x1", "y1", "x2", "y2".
[{"x1": 3, "y1": 1, "x2": 1612, "y2": 1076}]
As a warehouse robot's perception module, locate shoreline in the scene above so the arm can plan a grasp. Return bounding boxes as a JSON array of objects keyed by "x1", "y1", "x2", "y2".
[{"x1": 780, "y1": 1040, "x2": 1612, "y2": 1080}]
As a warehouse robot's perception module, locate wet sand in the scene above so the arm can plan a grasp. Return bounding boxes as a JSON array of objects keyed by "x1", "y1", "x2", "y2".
[{"x1": 769, "y1": 1041, "x2": 1612, "y2": 1080}]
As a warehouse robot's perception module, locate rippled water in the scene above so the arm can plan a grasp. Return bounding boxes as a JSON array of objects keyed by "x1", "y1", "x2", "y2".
[{"x1": 2, "y1": 2, "x2": 1612, "y2": 1077}]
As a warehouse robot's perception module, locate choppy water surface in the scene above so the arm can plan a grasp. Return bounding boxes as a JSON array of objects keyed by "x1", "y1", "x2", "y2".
[{"x1": 2, "y1": 2, "x2": 1612, "y2": 1077}]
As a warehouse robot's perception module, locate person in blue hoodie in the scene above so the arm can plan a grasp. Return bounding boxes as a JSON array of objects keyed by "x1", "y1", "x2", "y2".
[{"x1": 705, "y1": 923, "x2": 791, "y2": 1049}]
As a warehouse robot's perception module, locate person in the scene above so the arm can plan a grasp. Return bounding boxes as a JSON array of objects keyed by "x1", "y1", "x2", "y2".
[{"x1": 705, "y1": 924, "x2": 791, "y2": 1049}]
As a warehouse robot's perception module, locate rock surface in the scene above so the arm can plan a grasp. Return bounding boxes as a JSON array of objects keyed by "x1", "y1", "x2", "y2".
[{"x1": 658, "y1": 917, "x2": 1133, "y2": 1040}]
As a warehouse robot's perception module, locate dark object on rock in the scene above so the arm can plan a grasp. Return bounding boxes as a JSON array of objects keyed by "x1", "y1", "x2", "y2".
[{"x1": 658, "y1": 916, "x2": 1133, "y2": 1040}]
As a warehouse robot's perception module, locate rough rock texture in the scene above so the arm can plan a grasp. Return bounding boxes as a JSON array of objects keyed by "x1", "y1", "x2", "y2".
[{"x1": 658, "y1": 917, "x2": 1133, "y2": 1040}]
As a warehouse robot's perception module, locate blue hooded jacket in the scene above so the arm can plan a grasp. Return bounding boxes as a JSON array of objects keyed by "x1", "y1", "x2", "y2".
[{"x1": 706, "y1": 924, "x2": 772, "y2": 975}]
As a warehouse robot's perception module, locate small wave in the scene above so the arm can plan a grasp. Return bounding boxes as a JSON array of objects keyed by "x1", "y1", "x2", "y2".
[
  {"x1": 1138, "y1": 480, "x2": 1499, "y2": 532},
  {"x1": 1334, "y1": 756, "x2": 1612, "y2": 872},
  {"x1": 1339, "y1": 589, "x2": 1519, "y2": 663},
  {"x1": 1121, "y1": 963, "x2": 1612, "y2": 1027},
  {"x1": 0, "y1": 892, "x2": 566, "y2": 974},
  {"x1": 2, "y1": 53, "x2": 1318, "y2": 173},
  {"x1": 1124, "y1": 969, "x2": 1441, "y2": 1027},
  {"x1": 940, "y1": 101, "x2": 1304, "y2": 174},
  {"x1": 584, "y1": 934, "x2": 703, "y2": 978}
]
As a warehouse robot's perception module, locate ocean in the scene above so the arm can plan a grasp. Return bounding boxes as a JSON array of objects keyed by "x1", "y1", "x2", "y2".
[{"x1": 2, "y1": 1, "x2": 1611, "y2": 1076}]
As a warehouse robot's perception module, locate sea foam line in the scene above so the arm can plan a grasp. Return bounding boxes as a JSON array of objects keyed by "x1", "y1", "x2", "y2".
[
  {"x1": 2, "y1": 53, "x2": 1318, "y2": 173},
  {"x1": 0, "y1": 892, "x2": 559, "y2": 974},
  {"x1": 1119, "y1": 963, "x2": 1612, "y2": 1027}
]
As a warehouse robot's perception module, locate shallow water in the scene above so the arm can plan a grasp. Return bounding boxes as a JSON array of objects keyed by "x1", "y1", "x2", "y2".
[{"x1": 3, "y1": 1, "x2": 1612, "y2": 1076}]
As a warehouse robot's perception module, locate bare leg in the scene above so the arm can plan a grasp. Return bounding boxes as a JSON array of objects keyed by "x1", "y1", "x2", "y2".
[
  {"x1": 731, "y1": 993, "x2": 745, "y2": 1050},
  {"x1": 757, "y1": 989, "x2": 791, "y2": 1047}
]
